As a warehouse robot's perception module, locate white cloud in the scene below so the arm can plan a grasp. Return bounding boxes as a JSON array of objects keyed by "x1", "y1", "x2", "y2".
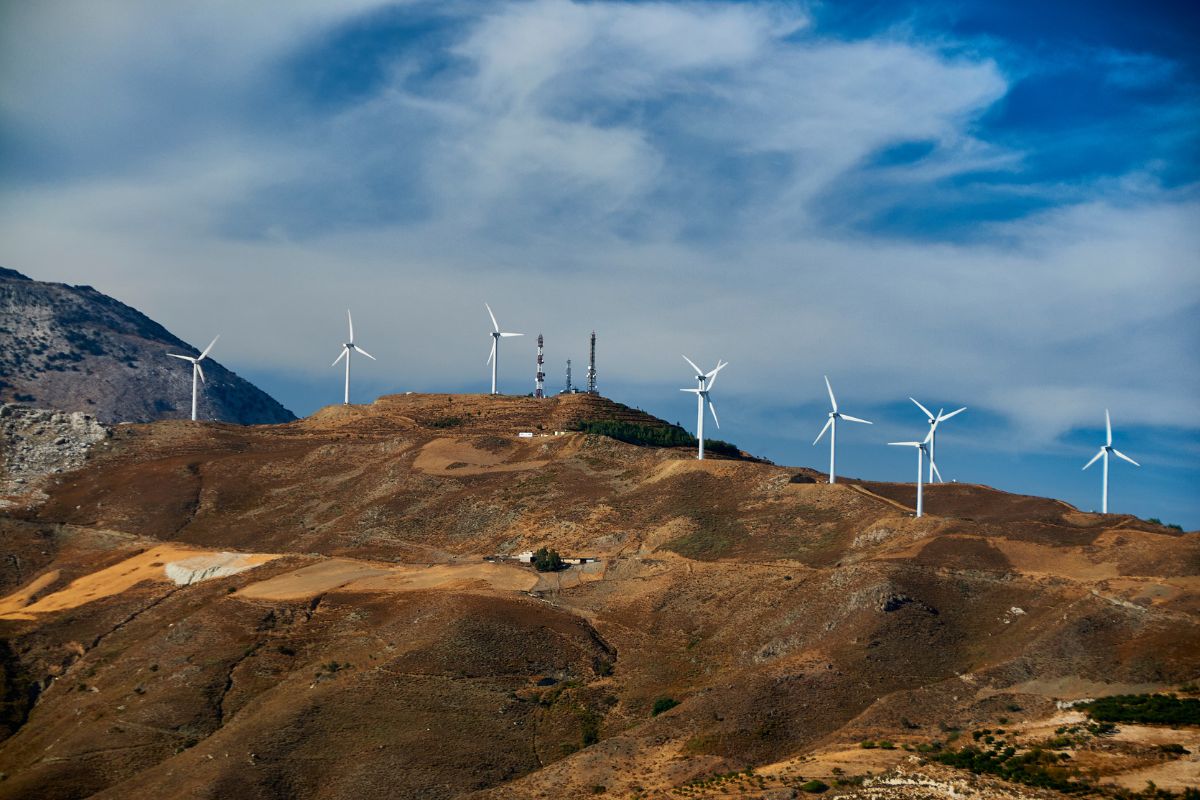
[{"x1": 0, "y1": 0, "x2": 1196, "y2": 457}]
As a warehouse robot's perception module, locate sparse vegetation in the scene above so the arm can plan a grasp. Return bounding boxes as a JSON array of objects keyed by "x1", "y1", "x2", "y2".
[
  {"x1": 651, "y1": 696, "x2": 679, "y2": 716},
  {"x1": 573, "y1": 419, "x2": 741, "y2": 457},
  {"x1": 799, "y1": 779, "x2": 829, "y2": 793},
  {"x1": 1080, "y1": 694, "x2": 1200, "y2": 726},
  {"x1": 426, "y1": 416, "x2": 464, "y2": 429}
]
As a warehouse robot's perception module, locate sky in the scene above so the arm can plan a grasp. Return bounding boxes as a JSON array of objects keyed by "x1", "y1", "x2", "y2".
[{"x1": 1, "y1": 0, "x2": 1197, "y2": 526}]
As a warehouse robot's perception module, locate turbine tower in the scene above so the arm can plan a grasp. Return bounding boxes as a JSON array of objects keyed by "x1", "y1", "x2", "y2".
[
  {"x1": 535, "y1": 334, "x2": 545, "y2": 398},
  {"x1": 910, "y1": 398, "x2": 966, "y2": 483},
  {"x1": 888, "y1": 429, "x2": 941, "y2": 518},
  {"x1": 331, "y1": 310, "x2": 375, "y2": 405},
  {"x1": 586, "y1": 331, "x2": 597, "y2": 394},
  {"x1": 564, "y1": 359, "x2": 573, "y2": 394},
  {"x1": 1083, "y1": 409, "x2": 1140, "y2": 514},
  {"x1": 167, "y1": 335, "x2": 219, "y2": 421},
  {"x1": 813, "y1": 376, "x2": 872, "y2": 484},
  {"x1": 680, "y1": 356, "x2": 727, "y2": 460},
  {"x1": 485, "y1": 303, "x2": 523, "y2": 395}
]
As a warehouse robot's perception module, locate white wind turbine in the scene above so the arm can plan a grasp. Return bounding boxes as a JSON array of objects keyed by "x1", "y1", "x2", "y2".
[
  {"x1": 167, "y1": 335, "x2": 219, "y2": 422},
  {"x1": 485, "y1": 303, "x2": 523, "y2": 395},
  {"x1": 331, "y1": 310, "x2": 375, "y2": 405},
  {"x1": 681, "y1": 356, "x2": 727, "y2": 460},
  {"x1": 910, "y1": 398, "x2": 966, "y2": 483},
  {"x1": 1083, "y1": 409, "x2": 1139, "y2": 514},
  {"x1": 888, "y1": 429, "x2": 941, "y2": 518},
  {"x1": 813, "y1": 376, "x2": 872, "y2": 484}
]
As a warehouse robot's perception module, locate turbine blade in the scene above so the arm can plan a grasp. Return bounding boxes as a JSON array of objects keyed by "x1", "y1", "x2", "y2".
[
  {"x1": 889, "y1": 441, "x2": 921, "y2": 447},
  {"x1": 195, "y1": 362, "x2": 206, "y2": 384},
  {"x1": 923, "y1": 428, "x2": 934, "y2": 444},
  {"x1": 939, "y1": 406, "x2": 966, "y2": 422},
  {"x1": 929, "y1": 459, "x2": 943, "y2": 483},
  {"x1": 824, "y1": 375, "x2": 837, "y2": 412},
  {"x1": 682, "y1": 355, "x2": 703, "y2": 376},
  {"x1": 1105, "y1": 409, "x2": 1112, "y2": 446},
  {"x1": 487, "y1": 339, "x2": 496, "y2": 365},
  {"x1": 167, "y1": 353, "x2": 193, "y2": 362},
  {"x1": 910, "y1": 397, "x2": 935, "y2": 421},
  {"x1": 1112, "y1": 449, "x2": 1140, "y2": 467},
  {"x1": 347, "y1": 309, "x2": 354, "y2": 342},
  {"x1": 485, "y1": 303, "x2": 499, "y2": 332},
  {"x1": 353, "y1": 345, "x2": 376, "y2": 361},
  {"x1": 708, "y1": 400, "x2": 720, "y2": 429},
  {"x1": 1082, "y1": 449, "x2": 1104, "y2": 470},
  {"x1": 332, "y1": 348, "x2": 347, "y2": 367},
  {"x1": 706, "y1": 361, "x2": 727, "y2": 390},
  {"x1": 840, "y1": 414, "x2": 872, "y2": 424},
  {"x1": 198, "y1": 335, "x2": 220, "y2": 360},
  {"x1": 813, "y1": 417, "x2": 833, "y2": 445},
  {"x1": 680, "y1": 388, "x2": 701, "y2": 394},
  {"x1": 500, "y1": 332, "x2": 523, "y2": 338}
]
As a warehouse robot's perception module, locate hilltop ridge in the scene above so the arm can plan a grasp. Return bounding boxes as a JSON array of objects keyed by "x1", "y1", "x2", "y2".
[{"x1": 0, "y1": 392, "x2": 1196, "y2": 800}]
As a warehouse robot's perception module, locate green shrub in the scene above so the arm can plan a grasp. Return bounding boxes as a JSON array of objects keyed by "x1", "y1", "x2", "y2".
[
  {"x1": 532, "y1": 547, "x2": 564, "y2": 572},
  {"x1": 573, "y1": 420, "x2": 741, "y2": 457},
  {"x1": 860, "y1": 740, "x2": 877, "y2": 749},
  {"x1": 1080, "y1": 695, "x2": 1200, "y2": 724},
  {"x1": 427, "y1": 416, "x2": 464, "y2": 428},
  {"x1": 651, "y1": 696, "x2": 679, "y2": 716},
  {"x1": 800, "y1": 780, "x2": 829, "y2": 793}
]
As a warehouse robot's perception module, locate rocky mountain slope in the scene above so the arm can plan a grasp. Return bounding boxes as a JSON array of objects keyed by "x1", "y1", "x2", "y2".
[
  {"x1": 0, "y1": 267, "x2": 294, "y2": 424},
  {"x1": 0, "y1": 393, "x2": 1196, "y2": 800}
]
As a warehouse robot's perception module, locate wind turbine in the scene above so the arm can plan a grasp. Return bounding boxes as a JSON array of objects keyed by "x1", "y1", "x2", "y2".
[
  {"x1": 911, "y1": 398, "x2": 966, "y2": 483},
  {"x1": 888, "y1": 429, "x2": 941, "y2": 518},
  {"x1": 485, "y1": 303, "x2": 523, "y2": 395},
  {"x1": 1082, "y1": 409, "x2": 1139, "y2": 514},
  {"x1": 681, "y1": 356, "x2": 727, "y2": 460},
  {"x1": 813, "y1": 376, "x2": 872, "y2": 484},
  {"x1": 167, "y1": 335, "x2": 219, "y2": 422},
  {"x1": 331, "y1": 310, "x2": 375, "y2": 405}
]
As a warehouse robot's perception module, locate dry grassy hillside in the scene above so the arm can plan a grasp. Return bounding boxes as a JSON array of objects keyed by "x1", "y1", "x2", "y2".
[{"x1": 0, "y1": 393, "x2": 1196, "y2": 800}]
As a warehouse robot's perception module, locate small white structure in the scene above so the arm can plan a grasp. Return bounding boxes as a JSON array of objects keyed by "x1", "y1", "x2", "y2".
[
  {"x1": 518, "y1": 432, "x2": 534, "y2": 438},
  {"x1": 516, "y1": 550, "x2": 535, "y2": 563}
]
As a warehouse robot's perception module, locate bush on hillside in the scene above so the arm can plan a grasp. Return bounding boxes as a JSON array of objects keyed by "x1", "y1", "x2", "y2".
[
  {"x1": 1080, "y1": 694, "x2": 1200, "y2": 726},
  {"x1": 532, "y1": 547, "x2": 564, "y2": 572},
  {"x1": 651, "y1": 696, "x2": 679, "y2": 716},
  {"x1": 574, "y1": 419, "x2": 741, "y2": 457}
]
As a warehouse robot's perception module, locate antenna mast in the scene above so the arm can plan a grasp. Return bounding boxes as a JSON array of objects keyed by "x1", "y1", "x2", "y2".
[
  {"x1": 535, "y1": 334, "x2": 545, "y2": 398},
  {"x1": 564, "y1": 359, "x2": 573, "y2": 394},
  {"x1": 586, "y1": 330, "x2": 597, "y2": 394}
]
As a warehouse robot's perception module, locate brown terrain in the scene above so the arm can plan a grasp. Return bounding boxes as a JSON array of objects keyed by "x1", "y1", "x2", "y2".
[{"x1": 0, "y1": 392, "x2": 1196, "y2": 800}]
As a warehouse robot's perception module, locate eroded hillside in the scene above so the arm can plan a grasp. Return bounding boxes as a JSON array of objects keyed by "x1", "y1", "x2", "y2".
[{"x1": 0, "y1": 393, "x2": 1196, "y2": 799}]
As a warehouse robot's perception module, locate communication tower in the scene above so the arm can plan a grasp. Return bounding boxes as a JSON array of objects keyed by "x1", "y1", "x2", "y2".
[
  {"x1": 535, "y1": 334, "x2": 545, "y2": 398},
  {"x1": 586, "y1": 331, "x2": 597, "y2": 394}
]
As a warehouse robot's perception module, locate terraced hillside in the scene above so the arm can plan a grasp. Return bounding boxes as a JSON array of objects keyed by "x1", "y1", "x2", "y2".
[{"x1": 0, "y1": 393, "x2": 1196, "y2": 800}]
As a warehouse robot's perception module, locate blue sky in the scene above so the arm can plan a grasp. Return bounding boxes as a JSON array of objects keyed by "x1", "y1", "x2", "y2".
[{"x1": 1, "y1": 1, "x2": 1197, "y2": 526}]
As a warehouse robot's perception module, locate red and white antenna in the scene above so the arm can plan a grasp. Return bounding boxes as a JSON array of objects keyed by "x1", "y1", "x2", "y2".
[
  {"x1": 535, "y1": 334, "x2": 545, "y2": 398},
  {"x1": 586, "y1": 330, "x2": 597, "y2": 394}
]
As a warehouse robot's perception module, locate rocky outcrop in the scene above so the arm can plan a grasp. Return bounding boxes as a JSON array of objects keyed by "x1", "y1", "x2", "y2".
[
  {"x1": 0, "y1": 267, "x2": 294, "y2": 424},
  {"x1": 0, "y1": 404, "x2": 108, "y2": 506}
]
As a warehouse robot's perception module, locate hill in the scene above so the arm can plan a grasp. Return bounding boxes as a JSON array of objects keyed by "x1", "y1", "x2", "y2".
[
  {"x1": 0, "y1": 393, "x2": 1196, "y2": 800},
  {"x1": 0, "y1": 267, "x2": 294, "y2": 424}
]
